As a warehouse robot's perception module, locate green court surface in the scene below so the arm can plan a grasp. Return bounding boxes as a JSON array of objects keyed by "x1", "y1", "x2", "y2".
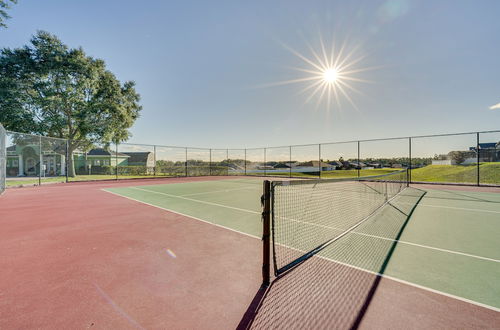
[{"x1": 104, "y1": 178, "x2": 500, "y2": 310}]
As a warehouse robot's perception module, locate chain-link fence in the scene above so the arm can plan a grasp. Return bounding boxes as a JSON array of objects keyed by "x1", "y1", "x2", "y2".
[{"x1": 2, "y1": 129, "x2": 499, "y2": 188}]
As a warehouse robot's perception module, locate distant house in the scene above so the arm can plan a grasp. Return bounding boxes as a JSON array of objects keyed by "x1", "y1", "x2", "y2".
[
  {"x1": 367, "y1": 163, "x2": 381, "y2": 168},
  {"x1": 75, "y1": 148, "x2": 130, "y2": 169},
  {"x1": 122, "y1": 152, "x2": 155, "y2": 167},
  {"x1": 296, "y1": 160, "x2": 336, "y2": 171},
  {"x1": 273, "y1": 163, "x2": 290, "y2": 169},
  {"x1": 6, "y1": 143, "x2": 68, "y2": 177},
  {"x1": 6, "y1": 145, "x2": 154, "y2": 177},
  {"x1": 347, "y1": 161, "x2": 366, "y2": 169},
  {"x1": 391, "y1": 164, "x2": 403, "y2": 168},
  {"x1": 328, "y1": 160, "x2": 343, "y2": 169},
  {"x1": 468, "y1": 142, "x2": 500, "y2": 162}
]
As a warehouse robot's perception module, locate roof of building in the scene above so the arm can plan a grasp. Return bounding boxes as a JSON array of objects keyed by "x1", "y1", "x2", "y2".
[
  {"x1": 122, "y1": 152, "x2": 152, "y2": 163},
  {"x1": 87, "y1": 148, "x2": 129, "y2": 157},
  {"x1": 297, "y1": 160, "x2": 333, "y2": 167},
  {"x1": 274, "y1": 163, "x2": 290, "y2": 168}
]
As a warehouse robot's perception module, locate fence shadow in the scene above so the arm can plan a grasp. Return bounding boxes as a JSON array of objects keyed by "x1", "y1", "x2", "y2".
[{"x1": 237, "y1": 187, "x2": 426, "y2": 330}]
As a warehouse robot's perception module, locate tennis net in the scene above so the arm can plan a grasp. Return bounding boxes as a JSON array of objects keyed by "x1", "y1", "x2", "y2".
[{"x1": 268, "y1": 170, "x2": 408, "y2": 276}]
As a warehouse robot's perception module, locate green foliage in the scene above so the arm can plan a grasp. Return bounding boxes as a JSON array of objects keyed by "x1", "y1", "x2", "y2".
[
  {"x1": 0, "y1": 0, "x2": 17, "y2": 28},
  {"x1": 0, "y1": 31, "x2": 142, "y2": 175},
  {"x1": 447, "y1": 150, "x2": 474, "y2": 164}
]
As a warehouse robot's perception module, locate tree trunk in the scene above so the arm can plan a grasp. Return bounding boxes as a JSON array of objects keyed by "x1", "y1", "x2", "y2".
[{"x1": 67, "y1": 143, "x2": 77, "y2": 177}]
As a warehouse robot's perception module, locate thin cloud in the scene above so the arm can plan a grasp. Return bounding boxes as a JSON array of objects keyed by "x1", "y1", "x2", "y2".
[{"x1": 489, "y1": 103, "x2": 500, "y2": 110}]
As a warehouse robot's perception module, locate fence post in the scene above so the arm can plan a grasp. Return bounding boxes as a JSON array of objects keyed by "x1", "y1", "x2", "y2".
[
  {"x1": 66, "y1": 140, "x2": 69, "y2": 183},
  {"x1": 357, "y1": 141, "x2": 360, "y2": 178},
  {"x1": 408, "y1": 137, "x2": 412, "y2": 185},
  {"x1": 319, "y1": 144, "x2": 322, "y2": 179},
  {"x1": 262, "y1": 180, "x2": 271, "y2": 287},
  {"x1": 153, "y1": 145, "x2": 157, "y2": 177},
  {"x1": 289, "y1": 146, "x2": 292, "y2": 178},
  {"x1": 244, "y1": 149, "x2": 247, "y2": 176},
  {"x1": 264, "y1": 148, "x2": 267, "y2": 177},
  {"x1": 209, "y1": 149, "x2": 212, "y2": 176},
  {"x1": 115, "y1": 143, "x2": 118, "y2": 180},
  {"x1": 39, "y1": 135, "x2": 42, "y2": 186},
  {"x1": 185, "y1": 147, "x2": 188, "y2": 177},
  {"x1": 477, "y1": 132, "x2": 480, "y2": 186}
]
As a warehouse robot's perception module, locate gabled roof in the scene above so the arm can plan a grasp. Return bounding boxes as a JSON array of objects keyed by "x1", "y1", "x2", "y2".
[
  {"x1": 122, "y1": 152, "x2": 152, "y2": 163},
  {"x1": 87, "y1": 148, "x2": 129, "y2": 157}
]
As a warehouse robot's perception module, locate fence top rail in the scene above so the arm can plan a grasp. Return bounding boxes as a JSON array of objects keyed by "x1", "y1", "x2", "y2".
[{"x1": 4, "y1": 129, "x2": 500, "y2": 151}]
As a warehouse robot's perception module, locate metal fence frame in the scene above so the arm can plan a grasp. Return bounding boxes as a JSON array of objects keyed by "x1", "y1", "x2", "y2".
[{"x1": 1, "y1": 129, "x2": 499, "y2": 188}]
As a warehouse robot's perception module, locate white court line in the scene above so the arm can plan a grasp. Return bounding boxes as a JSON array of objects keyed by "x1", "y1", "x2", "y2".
[
  {"x1": 102, "y1": 188, "x2": 500, "y2": 313},
  {"x1": 399, "y1": 202, "x2": 500, "y2": 214},
  {"x1": 102, "y1": 189, "x2": 260, "y2": 240},
  {"x1": 180, "y1": 185, "x2": 258, "y2": 197},
  {"x1": 130, "y1": 186, "x2": 261, "y2": 215},
  {"x1": 134, "y1": 186, "x2": 499, "y2": 263},
  {"x1": 310, "y1": 250, "x2": 500, "y2": 313},
  {"x1": 352, "y1": 231, "x2": 500, "y2": 263}
]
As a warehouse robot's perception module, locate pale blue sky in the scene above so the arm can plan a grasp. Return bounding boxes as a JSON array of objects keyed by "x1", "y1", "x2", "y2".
[{"x1": 1, "y1": 0, "x2": 499, "y2": 149}]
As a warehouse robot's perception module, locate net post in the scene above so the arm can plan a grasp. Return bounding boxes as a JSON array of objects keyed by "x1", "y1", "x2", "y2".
[
  {"x1": 289, "y1": 146, "x2": 292, "y2": 178},
  {"x1": 244, "y1": 149, "x2": 247, "y2": 176},
  {"x1": 226, "y1": 149, "x2": 229, "y2": 176},
  {"x1": 262, "y1": 180, "x2": 271, "y2": 287},
  {"x1": 209, "y1": 149, "x2": 212, "y2": 176},
  {"x1": 477, "y1": 132, "x2": 480, "y2": 186}
]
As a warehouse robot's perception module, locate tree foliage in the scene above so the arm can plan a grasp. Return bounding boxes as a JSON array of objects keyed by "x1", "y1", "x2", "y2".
[
  {"x1": 447, "y1": 150, "x2": 472, "y2": 164},
  {"x1": 0, "y1": 0, "x2": 17, "y2": 28},
  {"x1": 0, "y1": 31, "x2": 142, "y2": 175}
]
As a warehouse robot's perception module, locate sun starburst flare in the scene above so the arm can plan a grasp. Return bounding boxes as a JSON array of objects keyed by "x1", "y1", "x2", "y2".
[{"x1": 262, "y1": 36, "x2": 378, "y2": 111}]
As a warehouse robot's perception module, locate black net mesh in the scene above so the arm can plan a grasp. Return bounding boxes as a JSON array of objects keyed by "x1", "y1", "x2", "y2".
[{"x1": 271, "y1": 170, "x2": 408, "y2": 275}]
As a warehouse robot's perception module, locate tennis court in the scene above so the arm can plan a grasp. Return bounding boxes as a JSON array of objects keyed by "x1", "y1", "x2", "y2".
[
  {"x1": 104, "y1": 176, "x2": 500, "y2": 327},
  {"x1": 0, "y1": 176, "x2": 499, "y2": 328}
]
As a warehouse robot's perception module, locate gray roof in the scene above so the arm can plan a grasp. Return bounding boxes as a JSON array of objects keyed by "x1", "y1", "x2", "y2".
[
  {"x1": 87, "y1": 148, "x2": 129, "y2": 157},
  {"x1": 122, "y1": 152, "x2": 152, "y2": 163}
]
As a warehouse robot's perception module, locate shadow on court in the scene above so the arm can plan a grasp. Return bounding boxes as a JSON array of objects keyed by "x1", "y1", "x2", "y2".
[{"x1": 237, "y1": 187, "x2": 426, "y2": 330}]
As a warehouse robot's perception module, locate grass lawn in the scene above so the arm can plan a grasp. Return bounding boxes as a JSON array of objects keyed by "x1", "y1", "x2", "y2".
[
  {"x1": 410, "y1": 163, "x2": 500, "y2": 185},
  {"x1": 246, "y1": 168, "x2": 401, "y2": 179}
]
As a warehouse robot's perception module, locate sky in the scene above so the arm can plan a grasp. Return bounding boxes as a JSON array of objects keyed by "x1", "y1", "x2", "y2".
[{"x1": 1, "y1": 0, "x2": 499, "y2": 150}]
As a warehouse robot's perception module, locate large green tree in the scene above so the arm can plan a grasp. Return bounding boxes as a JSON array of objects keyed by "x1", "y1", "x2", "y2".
[
  {"x1": 0, "y1": 0, "x2": 17, "y2": 28},
  {"x1": 0, "y1": 31, "x2": 142, "y2": 176}
]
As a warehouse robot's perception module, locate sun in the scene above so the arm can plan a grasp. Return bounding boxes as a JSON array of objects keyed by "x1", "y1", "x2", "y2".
[
  {"x1": 261, "y1": 35, "x2": 375, "y2": 110},
  {"x1": 323, "y1": 68, "x2": 338, "y2": 83}
]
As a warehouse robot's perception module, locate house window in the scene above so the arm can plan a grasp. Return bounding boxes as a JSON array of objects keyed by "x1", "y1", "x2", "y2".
[
  {"x1": 12, "y1": 159, "x2": 18, "y2": 167},
  {"x1": 94, "y1": 159, "x2": 101, "y2": 166},
  {"x1": 103, "y1": 160, "x2": 110, "y2": 166}
]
